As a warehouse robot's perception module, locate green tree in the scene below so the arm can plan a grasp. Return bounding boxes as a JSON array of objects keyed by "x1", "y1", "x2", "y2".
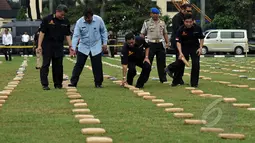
[
  {"x1": 16, "y1": 6, "x2": 27, "y2": 21},
  {"x1": 41, "y1": 7, "x2": 50, "y2": 18},
  {"x1": 161, "y1": 15, "x2": 172, "y2": 32},
  {"x1": 66, "y1": 0, "x2": 108, "y2": 24},
  {"x1": 50, "y1": 0, "x2": 77, "y2": 11},
  {"x1": 212, "y1": 13, "x2": 241, "y2": 29},
  {"x1": 104, "y1": 0, "x2": 158, "y2": 35},
  {"x1": 205, "y1": 0, "x2": 255, "y2": 29}
]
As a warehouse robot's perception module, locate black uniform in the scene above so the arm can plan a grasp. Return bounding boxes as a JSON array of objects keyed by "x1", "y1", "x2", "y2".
[
  {"x1": 1, "y1": 45, "x2": 11, "y2": 61},
  {"x1": 40, "y1": 14, "x2": 71, "y2": 88},
  {"x1": 169, "y1": 24, "x2": 204, "y2": 86},
  {"x1": 121, "y1": 36, "x2": 151, "y2": 88},
  {"x1": 34, "y1": 30, "x2": 40, "y2": 49},
  {"x1": 148, "y1": 41, "x2": 167, "y2": 83},
  {"x1": 22, "y1": 40, "x2": 29, "y2": 55},
  {"x1": 108, "y1": 34, "x2": 116, "y2": 58},
  {"x1": 171, "y1": 12, "x2": 184, "y2": 55},
  {"x1": 168, "y1": 12, "x2": 185, "y2": 84}
]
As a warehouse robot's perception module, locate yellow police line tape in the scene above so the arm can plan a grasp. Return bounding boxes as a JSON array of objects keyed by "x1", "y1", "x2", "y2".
[
  {"x1": 1, "y1": 44, "x2": 254, "y2": 49},
  {"x1": 0, "y1": 45, "x2": 123, "y2": 48}
]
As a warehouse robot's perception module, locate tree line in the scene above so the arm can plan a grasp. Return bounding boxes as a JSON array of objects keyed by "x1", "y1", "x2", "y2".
[{"x1": 11, "y1": 0, "x2": 255, "y2": 37}]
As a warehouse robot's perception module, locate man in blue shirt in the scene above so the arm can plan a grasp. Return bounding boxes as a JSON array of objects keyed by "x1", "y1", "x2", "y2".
[{"x1": 68, "y1": 8, "x2": 108, "y2": 88}]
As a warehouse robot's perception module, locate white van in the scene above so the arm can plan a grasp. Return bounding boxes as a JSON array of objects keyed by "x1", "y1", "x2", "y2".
[{"x1": 202, "y1": 29, "x2": 249, "y2": 55}]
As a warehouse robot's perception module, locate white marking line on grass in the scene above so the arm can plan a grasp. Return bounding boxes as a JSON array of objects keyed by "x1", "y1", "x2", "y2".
[
  {"x1": 70, "y1": 58, "x2": 252, "y2": 139},
  {"x1": 67, "y1": 58, "x2": 206, "y2": 130},
  {"x1": 107, "y1": 57, "x2": 253, "y2": 90},
  {"x1": 199, "y1": 62, "x2": 255, "y2": 84},
  {"x1": 104, "y1": 59, "x2": 254, "y2": 139},
  {"x1": 98, "y1": 60, "x2": 213, "y2": 122}
]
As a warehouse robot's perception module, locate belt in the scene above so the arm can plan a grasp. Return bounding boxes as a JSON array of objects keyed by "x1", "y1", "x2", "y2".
[{"x1": 148, "y1": 39, "x2": 164, "y2": 43}]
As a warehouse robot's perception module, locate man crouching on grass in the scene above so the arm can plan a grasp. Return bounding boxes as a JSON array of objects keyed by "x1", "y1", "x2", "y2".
[{"x1": 121, "y1": 33, "x2": 151, "y2": 88}]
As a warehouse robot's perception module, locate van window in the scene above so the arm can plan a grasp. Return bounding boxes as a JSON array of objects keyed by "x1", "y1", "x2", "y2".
[
  {"x1": 207, "y1": 32, "x2": 217, "y2": 39},
  {"x1": 221, "y1": 32, "x2": 231, "y2": 38},
  {"x1": 233, "y1": 32, "x2": 244, "y2": 38},
  {"x1": 220, "y1": 31, "x2": 245, "y2": 39}
]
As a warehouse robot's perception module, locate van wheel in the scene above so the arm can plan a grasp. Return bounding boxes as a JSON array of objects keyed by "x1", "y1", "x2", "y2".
[
  {"x1": 202, "y1": 46, "x2": 208, "y2": 55},
  {"x1": 235, "y1": 46, "x2": 243, "y2": 55}
]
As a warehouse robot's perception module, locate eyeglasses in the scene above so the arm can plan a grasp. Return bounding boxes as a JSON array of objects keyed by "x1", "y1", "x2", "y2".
[
  {"x1": 184, "y1": 20, "x2": 193, "y2": 23},
  {"x1": 186, "y1": 10, "x2": 192, "y2": 13}
]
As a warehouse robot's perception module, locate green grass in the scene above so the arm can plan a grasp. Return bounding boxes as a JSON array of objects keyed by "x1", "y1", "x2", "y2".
[
  {"x1": 0, "y1": 56, "x2": 255, "y2": 143},
  {"x1": 0, "y1": 57, "x2": 21, "y2": 89},
  {"x1": 0, "y1": 57, "x2": 84, "y2": 143}
]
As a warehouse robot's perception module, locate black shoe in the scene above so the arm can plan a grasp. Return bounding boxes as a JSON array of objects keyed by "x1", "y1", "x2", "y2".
[
  {"x1": 135, "y1": 85, "x2": 144, "y2": 89},
  {"x1": 171, "y1": 83, "x2": 179, "y2": 87},
  {"x1": 160, "y1": 79, "x2": 167, "y2": 83},
  {"x1": 43, "y1": 86, "x2": 50, "y2": 90},
  {"x1": 191, "y1": 85, "x2": 198, "y2": 88},
  {"x1": 95, "y1": 85, "x2": 103, "y2": 88},
  {"x1": 35, "y1": 67, "x2": 41, "y2": 69},
  {"x1": 180, "y1": 79, "x2": 185, "y2": 85},
  {"x1": 165, "y1": 67, "x2": 174, "y2": 78},
  {"x1": 55, "y1": 86, "x2": 62, "y2": 89},
  {"x1": 68, "y1": 84, "x2": 76, "y2": 87}
]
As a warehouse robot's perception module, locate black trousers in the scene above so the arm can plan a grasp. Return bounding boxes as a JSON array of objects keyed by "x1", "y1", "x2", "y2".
[
  {"x1": 149, "y1": 42, "x2": 167, "y2": 82},
  {"x1": 171, "y1": 38, "x2": 178, "y2": 61},
  {"x1": 23, "y1": 42, "x2": 29, "y2": 55},
  {"x1": 109, "y1": 46, "x2": 115, "y2": 58},
  {"x1": 168, "y1": 48, "x2": 200, "y2": 86},
  {"x1": 1, "y1": 45, "x2": 12, "y2": 61},
  {"x1": 170, "y1": 38, "x2": 184, "y2": 83},
  {"x1": 70, "y1": 51, "x2": 103, "y2": 86},
  {"x1": 127, "y1": 61, "x2": 151, "y2": 88},
  {"x1": 40, "y1": 55, "x2": 63, "y2": 87}
]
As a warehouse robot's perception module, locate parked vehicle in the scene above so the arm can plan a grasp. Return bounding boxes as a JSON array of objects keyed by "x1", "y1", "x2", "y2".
[
  {"x1": 248, "y1": 38, "x2": 255, "y2": 53},
  {"x1": 202, "y1": 29, "x2": 249, "y2": 55}
]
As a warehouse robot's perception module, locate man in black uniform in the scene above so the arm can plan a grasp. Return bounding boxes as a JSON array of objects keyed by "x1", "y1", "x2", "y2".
[
  {"x1": 37, "y1": 4, "x2": 72, "y2": 90},
  {"x1": 166, "y1": 4, "x2": 192, "y2": 85},
  {"x1": 108, "y1": 31, "x2": 116, "y2": 58},
  {"x1": 121, "y1": 33, "x2": 151, "y2": 88},
  {"x1": 167, "y1": 14, "x2": 204, "y2": 87}
]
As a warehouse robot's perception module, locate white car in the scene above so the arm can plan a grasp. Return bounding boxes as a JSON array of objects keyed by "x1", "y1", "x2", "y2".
[{"x1": 202, "y1": 29, "x2": 249, "y2": 55}]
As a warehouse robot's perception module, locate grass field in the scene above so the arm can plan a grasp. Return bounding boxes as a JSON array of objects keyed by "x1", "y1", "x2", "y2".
[{"x1": 0, "y1": 56, "x2": 255, "y2": 143}]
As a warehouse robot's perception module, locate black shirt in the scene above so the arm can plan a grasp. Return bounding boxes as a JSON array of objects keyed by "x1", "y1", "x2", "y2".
[
  {"x1": 40, "y1": 14, "x2": 71, "y2": 57},
  {"x1": 108, "y1": 35, "x2": 116, "y2": 45},
  {"x1": 34, "y1": 31, "x2": 39, "y2": 47},
  {"x1": 175, "y1": 24, "x2": 205, "y2": 49},
  {"x1": 41, "y1": 14, "x2": 71, "y2": 43},
  {"x1": 121, "y1": 36, "x2": 149, "y2": 65},
  {"x1": 171, "y1": 12, "x2": 184, "y2": 38}
]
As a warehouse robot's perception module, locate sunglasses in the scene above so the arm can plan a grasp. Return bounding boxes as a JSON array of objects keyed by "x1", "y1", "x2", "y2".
[
  {"x1": 184, "y1": 20, "x2": 193, "y2": 23},
  {"x1": 186, "y1": 10, "x2": 192, "y2": 13}
]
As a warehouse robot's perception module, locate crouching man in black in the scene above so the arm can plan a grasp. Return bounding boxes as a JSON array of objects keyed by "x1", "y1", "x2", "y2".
[{"x1": 121, "y1": 33, "x2": 151, "y2": 88}]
